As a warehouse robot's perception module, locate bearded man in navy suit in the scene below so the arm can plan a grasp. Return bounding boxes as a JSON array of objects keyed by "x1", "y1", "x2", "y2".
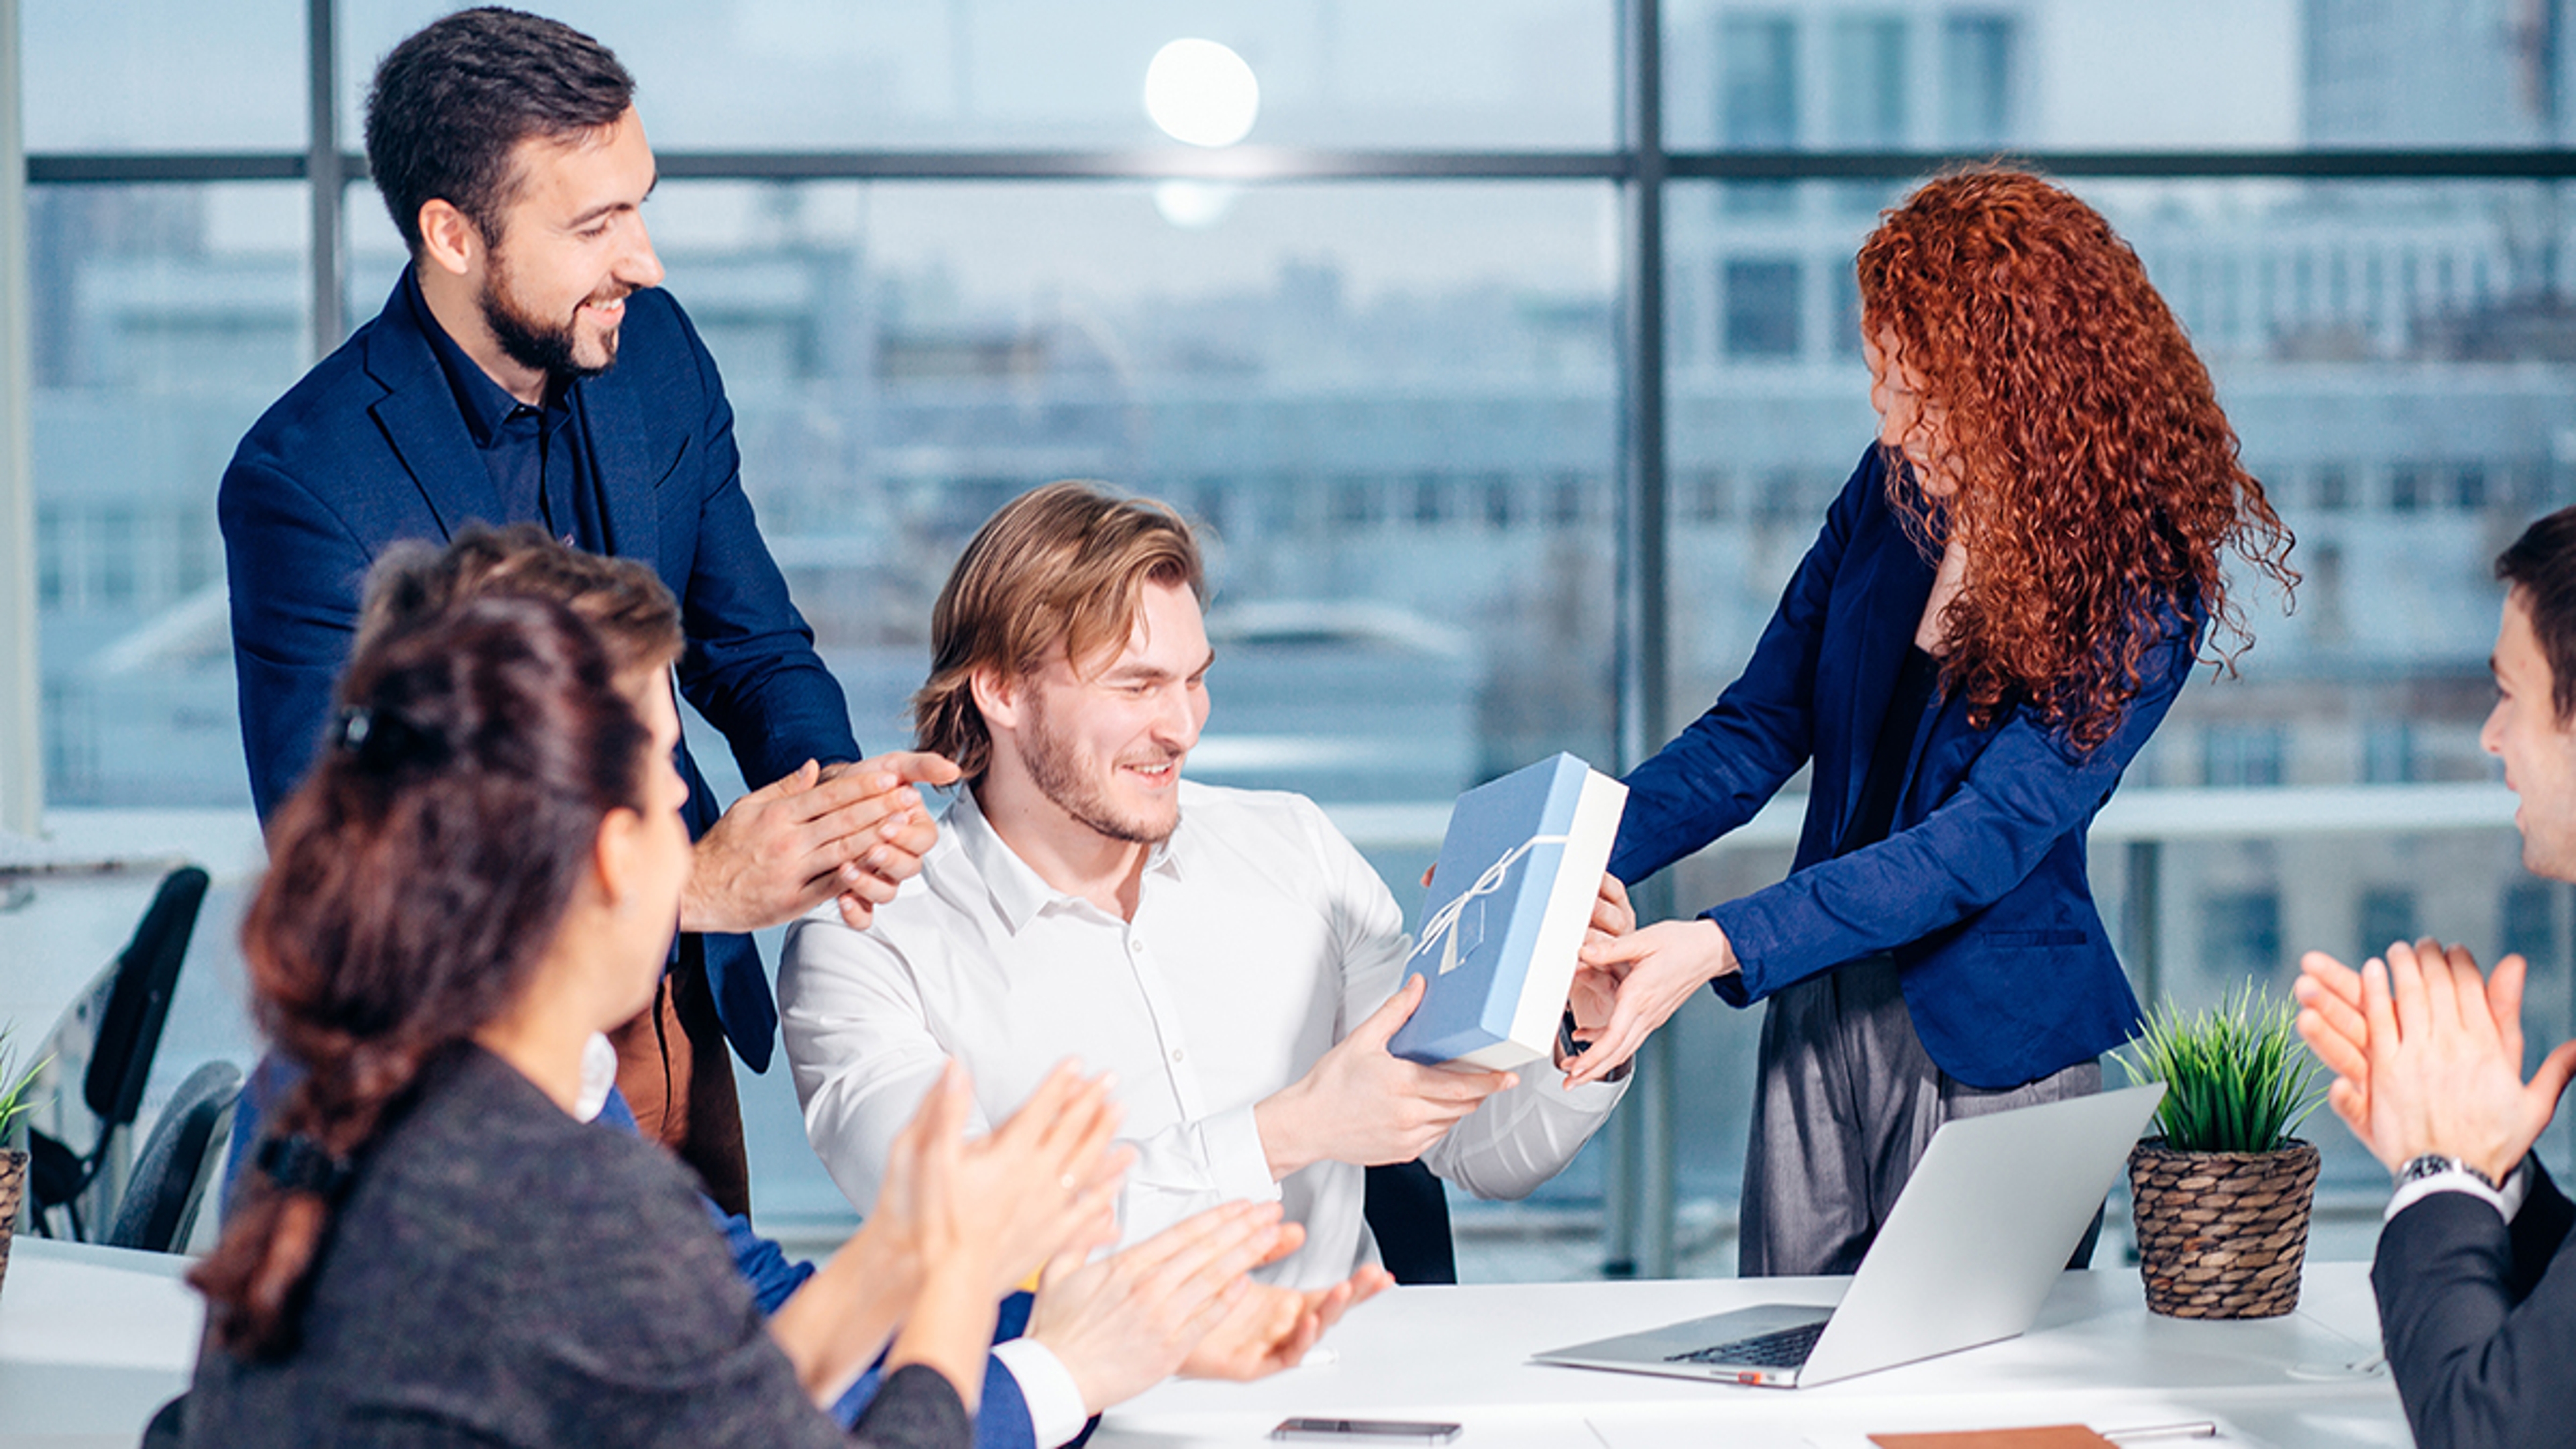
[
  {"x1": 2298, "y1": 506, "x2": 2576, "y2": 1449},
  {"x1": 221, "y1": 7, "x2": 955, "y2": 1215}
]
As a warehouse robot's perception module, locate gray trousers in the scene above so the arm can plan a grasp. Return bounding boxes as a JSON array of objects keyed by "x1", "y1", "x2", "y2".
[{"x1": 1737, "y1": 956, "x2": 2103, "y2": 1278}]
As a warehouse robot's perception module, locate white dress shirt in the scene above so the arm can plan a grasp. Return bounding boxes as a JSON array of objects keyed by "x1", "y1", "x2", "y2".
[{"x1": 781, "y1": 779, "x2": 1629, "y2": 1291}]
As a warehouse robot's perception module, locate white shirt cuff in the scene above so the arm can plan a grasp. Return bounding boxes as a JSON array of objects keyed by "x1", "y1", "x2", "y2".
[
  {"x1": 2386, "y1": 1159, "x2": 2529, "y2": 1225},
  {"x1": 990, "y1": 1336, "x2": 1090, "y2": 1449},
  {"x1": 1207, "y1": 1101, "x2": 1287, "y2": 1203}
]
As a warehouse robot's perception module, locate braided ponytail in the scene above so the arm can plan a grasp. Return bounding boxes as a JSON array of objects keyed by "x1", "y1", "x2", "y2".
[{"x1": 190, "y1": 595, "x2": 649, "y2": 1356}]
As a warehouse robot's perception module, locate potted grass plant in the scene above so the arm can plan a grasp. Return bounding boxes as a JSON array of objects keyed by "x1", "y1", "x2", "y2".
[
  {"x1": 2116, "y1": 984, "x2": 2325, "y2": 1319},
  {"x1": 0, "y1": 1027, "x2": 52, "y2": 1299}
]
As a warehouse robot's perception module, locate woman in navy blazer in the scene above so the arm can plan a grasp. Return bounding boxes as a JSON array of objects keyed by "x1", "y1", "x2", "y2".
[{"x1": 1564, "y1": 170, "x2": 2298, "y2": 1274}]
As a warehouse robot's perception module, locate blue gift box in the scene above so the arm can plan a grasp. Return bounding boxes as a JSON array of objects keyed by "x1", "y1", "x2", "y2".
[{"x1": 1388, "y1": 753, "x2": 1628, "y2": 1068}]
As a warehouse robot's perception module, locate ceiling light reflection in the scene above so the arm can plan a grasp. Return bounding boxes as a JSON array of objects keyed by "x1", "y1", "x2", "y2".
[{"x1": 1144, "y1": 38, "x2": 1260, "y2": 148}]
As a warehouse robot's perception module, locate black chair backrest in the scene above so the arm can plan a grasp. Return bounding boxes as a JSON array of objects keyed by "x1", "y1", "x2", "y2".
[
  {"x1": 84, "y1": 865, "x2": 210, "y2": 1128},
  {"x1": 106, "y1": 1059, "x2": 242, "y2": 1253},
  {"x1": 1363, "y1": 1158, "x2": 1458, "y2": 1285}
]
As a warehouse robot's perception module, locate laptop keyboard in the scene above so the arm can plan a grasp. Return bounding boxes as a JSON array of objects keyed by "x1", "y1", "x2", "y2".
[{"x1": 1664, "y1": 1320, "x2": 1827, "y2": 1369}]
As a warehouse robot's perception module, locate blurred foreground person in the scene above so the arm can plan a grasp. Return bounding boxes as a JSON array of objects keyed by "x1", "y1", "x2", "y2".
[{"x1": 172, "y1": 594, "x2": 1125, "y2": 1447}]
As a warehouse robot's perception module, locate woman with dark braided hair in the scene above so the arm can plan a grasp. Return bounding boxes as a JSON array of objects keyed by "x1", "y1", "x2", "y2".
[
  {"x1": 172, "y1": 593, "x2": 1129, "y2": 1446},
  {"x1": 1562, "y1": 169, "x2": 2298, "y2": 1275}
]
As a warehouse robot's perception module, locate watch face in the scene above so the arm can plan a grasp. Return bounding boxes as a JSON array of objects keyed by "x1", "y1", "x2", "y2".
[{"x1": 2399, "y1": 1155, "x2": 2495, "y2": 1191}]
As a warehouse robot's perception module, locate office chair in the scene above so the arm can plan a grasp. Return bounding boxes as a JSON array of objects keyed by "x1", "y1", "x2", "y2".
[
  {"x1": 28, "y1": 864, "x2": 211, "y2": 1240},
  {"x1": 105, "y1": 1059, "x2": 241, "y2": 1254},
  {"x1": 1364, "y1": 1159, "x2": 1458, "y2": 1285}
]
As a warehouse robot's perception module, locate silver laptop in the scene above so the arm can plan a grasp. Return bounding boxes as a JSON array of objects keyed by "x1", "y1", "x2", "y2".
[{"x1": 1533, "y1": 1081, "x2": 2165, "y2": 1389}]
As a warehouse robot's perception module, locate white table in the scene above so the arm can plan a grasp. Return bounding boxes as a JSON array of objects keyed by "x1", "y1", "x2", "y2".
[
  {"x1": 0, "y1": 1238, "x2": 200, "y2": 1448},
  {"x1": 1095, "y1": 1265, "x2": 2409, "y2": 1448},
  {"x1": 0, "y1": 1236, "x2": 2408, "y2": 1449}
]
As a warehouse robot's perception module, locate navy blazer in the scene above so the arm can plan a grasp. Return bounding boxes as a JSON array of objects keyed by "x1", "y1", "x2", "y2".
[
  {"x1": 221, "y1": 274, "x2": 858, "y2": 1071},
  {"x1": 2375, "y1": 1159, "x2": 2576, "y2": 1449},
  {"x1": 1609, "y1": 447, "x2": 2191, "y2": 1089}
]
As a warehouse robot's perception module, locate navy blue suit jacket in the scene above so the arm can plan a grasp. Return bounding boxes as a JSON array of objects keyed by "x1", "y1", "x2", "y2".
[
  {"x1": 220, "y1": 274, "x2": 857, "y2": 1070},
  {"x1": 2375, "y1": 1160, "x2": 2576, "y2": 1449},
  {"x1": 1608, "y1": 447, "x2": 2190, "y2": 1088}
]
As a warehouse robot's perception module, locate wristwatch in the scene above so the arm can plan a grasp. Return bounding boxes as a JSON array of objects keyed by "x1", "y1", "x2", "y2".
[
  {"x1": 1557, "y1": 1008, "x2": 1633, "y2": 1083},
  {"x1": 2395, "y1": 1154, "x2": 2500, "y2": 1192}
]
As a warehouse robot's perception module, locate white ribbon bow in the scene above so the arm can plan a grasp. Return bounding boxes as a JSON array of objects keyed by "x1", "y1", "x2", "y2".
[{"x1": 1411, "y1": 833, "x2": 1572, "y2": 977}]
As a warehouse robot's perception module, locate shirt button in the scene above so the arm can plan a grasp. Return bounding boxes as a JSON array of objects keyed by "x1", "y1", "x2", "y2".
[{"x1": 1170, "y1": 1049, "x2": 1185, "y2": 1063}]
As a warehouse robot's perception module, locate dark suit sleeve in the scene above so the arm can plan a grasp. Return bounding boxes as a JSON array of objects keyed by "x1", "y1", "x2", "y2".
[
  {"x1": 220, "y1": 452, "x2": 374, "y2": 819},
  {"x1": 659, "y1": 301, "x2": 861, "y2": 785},
  {"x1": 2374, "y1": 1161, "x2": 2576, "y2": 1449},
  {"x1": 1606, "y1": 449, "x2": 1875, "y2": 884}
]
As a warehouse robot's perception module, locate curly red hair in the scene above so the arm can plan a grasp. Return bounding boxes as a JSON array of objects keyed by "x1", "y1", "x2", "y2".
[{"x1": 1858, "y1": 168, "x2": 2296, "y2": 751}]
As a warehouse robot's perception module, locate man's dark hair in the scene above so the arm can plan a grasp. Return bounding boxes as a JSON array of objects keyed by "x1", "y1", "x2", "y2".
[
  {"x1": 2498, "y1": 506, "x2": 2576, "y2": 721},
  {"x1": 364, "y1": 7, "x2": 634, "y2": 256}
]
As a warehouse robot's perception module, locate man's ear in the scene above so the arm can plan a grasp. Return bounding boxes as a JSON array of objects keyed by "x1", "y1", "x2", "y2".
[
  {"x1": 969, "y1": 665, "x2": 1022, "y2": 735},
  {"x1": 417, "y1": 199, "x2": 483, "y2": 279}
]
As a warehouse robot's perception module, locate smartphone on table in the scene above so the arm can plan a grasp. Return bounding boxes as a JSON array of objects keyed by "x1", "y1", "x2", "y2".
[{"x1": 1271, "y1": 1418, "x2": 1462, "y2": 1443}]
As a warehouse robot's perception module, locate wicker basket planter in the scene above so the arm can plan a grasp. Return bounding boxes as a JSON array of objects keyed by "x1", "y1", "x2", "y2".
[
  {"x1": 0, "y1": 1146, "x2": 23, "y2": 1300},
  {"x1": 2128, "y1": 1136, "x2": 2319, "y2": 1319}
]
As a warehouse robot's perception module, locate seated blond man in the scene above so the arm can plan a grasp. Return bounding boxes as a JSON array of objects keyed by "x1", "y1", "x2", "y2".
[{"x1": 781, "y1": 482, "x2": 1629, "y2": 1295}]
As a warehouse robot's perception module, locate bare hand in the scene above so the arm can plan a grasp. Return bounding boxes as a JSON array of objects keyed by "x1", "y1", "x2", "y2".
[
  {"x1": 681, "y1": 751, "x2": 961, "y2": 935},
  {"x1": 1588, "y1": 872, "x2": 1635, "y2": 945},
  {"x1": 816, "y1": 753, "x2": 962, "y2": 928},
  {"x1": 2315, "y1": 939, "x2": 2576, "y2": 1181},
  {"x1": 2294, "y1": 947, "x2": 2372, "y2": 1138},
  {"x1": 1179, "y1": 1263, "x2": 1393, "y2": 1380},
  {"x1": 1028, "y1": 1200, "x2": 1295, "y2": 1413},
  {"x1": 1564, "y1": 917, "x2": 1735, "y2": 1087},
  {"x1": 1254, "y1": 974, "x2": 1517, "y2": 1180},
  {"x1": 951, "y1": 1061, "x2": 1130, "y2": 1295}
]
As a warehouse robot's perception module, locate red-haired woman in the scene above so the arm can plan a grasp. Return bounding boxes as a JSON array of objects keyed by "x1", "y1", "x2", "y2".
[
  {"x1": 1563, "y1": 170, "x2": 2296, "y2": 1276},
  {"x1": 172, "y1": 594, "x2": 1136, "y2": 1446}
]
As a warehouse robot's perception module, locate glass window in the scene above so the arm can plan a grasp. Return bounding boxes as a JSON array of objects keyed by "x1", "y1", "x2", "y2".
[
  {"x1": 2362, "y1": 720, "x2": 2416, "y2": 784},
  {"x1": 339, "y1": 0, "x2": 1617, "y2": 152},
  {"x1": 1827, "y1": 14, "x2": 1907, "y2": 148},
  {"x1": 1717, "y1": 13, "x2": 1799, "y2": 147},
  {"x1": 2504, "y1": 880, "x2": 2560, "y2": 968},
  {"x1": 2200, "y1": 890, "x2": 2283, "y2": 979},
  {"x1": 2357, "y1": 887, "x2": 2418, "y2": 961},
  {"x1": 32, "y1": 182, "x2": 310, "y2": 808},
  {"x1": 1722, "y1": 258, "x2": 1801, "y2": 358},
  {"x1": 20, "y1": 0, "x2": 305, "y2": 152},
  {"x1": 1939, "y1": 14, "x2": 2014, "y2": 148}
]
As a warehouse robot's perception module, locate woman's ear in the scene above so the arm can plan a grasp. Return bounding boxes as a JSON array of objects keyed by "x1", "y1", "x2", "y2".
[{"x1": 590, "y1": 807, "x2": 647, "y2": 916}]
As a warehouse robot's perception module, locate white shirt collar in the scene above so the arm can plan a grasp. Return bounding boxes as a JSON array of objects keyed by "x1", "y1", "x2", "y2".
[{"x1": 948, "y1": 782, "x2": 1187, "y2": 935}]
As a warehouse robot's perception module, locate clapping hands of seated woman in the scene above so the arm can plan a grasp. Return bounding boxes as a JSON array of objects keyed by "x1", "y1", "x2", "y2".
[
  {"x1": 1026, "y1": 1203, "x2": 1395, "y2": 1414},
  {"x1": 1177, "y1": 1240, "x2": 1393, "y2": 1382},
  {"x1": 775, "y1": 1059, "x2": 1125, "y2": 1409},
  {"x1": 2295, "y1": 939, "x2": 2576, "y2": 1184}
]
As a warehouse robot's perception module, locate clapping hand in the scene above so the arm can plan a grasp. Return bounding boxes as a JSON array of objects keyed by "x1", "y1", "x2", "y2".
[
  {"x1": 1179, "y1": 1254, "x2": 1393, "y2": 1381},
  {"x1": 2295, "y1": 939, "x2": 2576, "y2": 1182},
  {"x1": 1028, "y1": 1201, "x2": 1301, "y2": 1413},
  {"x1": 684, "y1": 750, "x2": 963, "y2": 935},
  {"x1": 900, "y1": 1059, "x2": 1130, "y2": 1296}
]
